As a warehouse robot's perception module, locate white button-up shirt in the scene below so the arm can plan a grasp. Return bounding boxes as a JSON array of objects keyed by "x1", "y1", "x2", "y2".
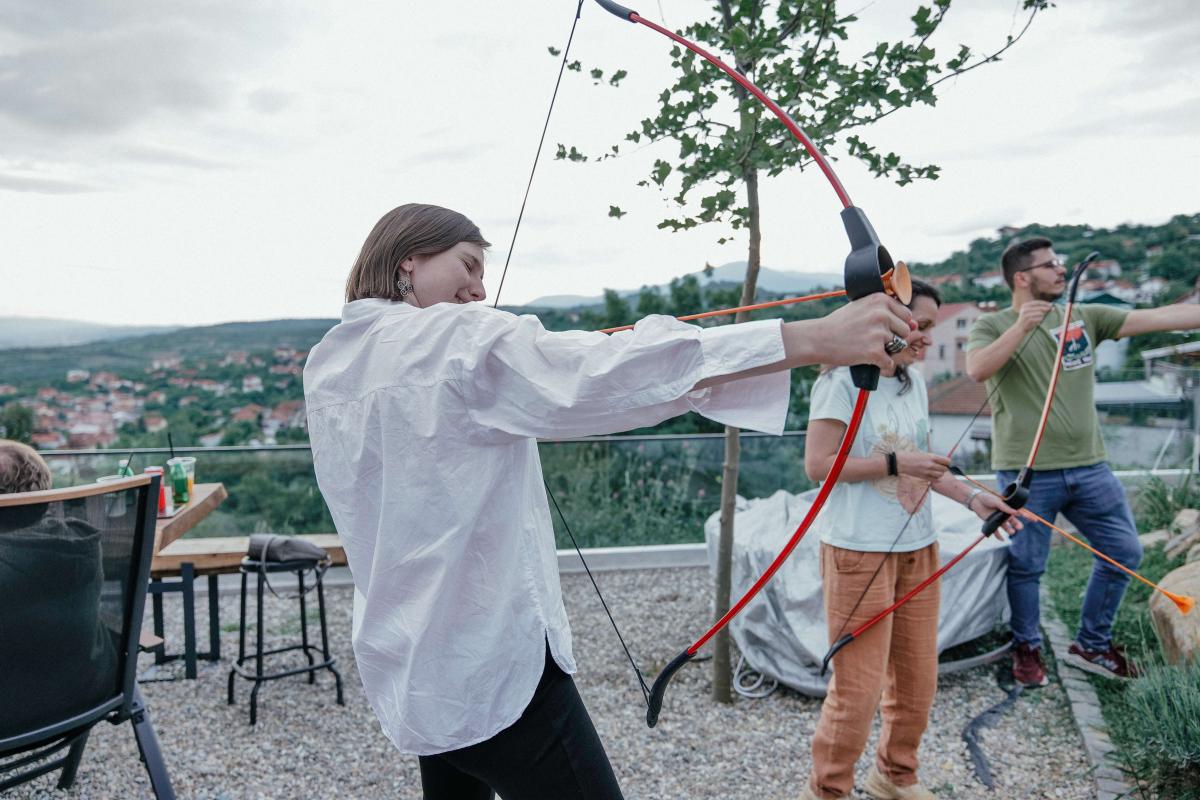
[{"x1": 304, "y1": 298, "x2": 789, "y2": 754}]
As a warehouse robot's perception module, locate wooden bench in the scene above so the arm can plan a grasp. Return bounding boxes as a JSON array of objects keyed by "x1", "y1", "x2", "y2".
[
  {"x1": 151, "y1": 534, "x2": 346, "y2": 577},
  {"x1": 146, "y1": 534, "x2": 345, "y2": 678}
]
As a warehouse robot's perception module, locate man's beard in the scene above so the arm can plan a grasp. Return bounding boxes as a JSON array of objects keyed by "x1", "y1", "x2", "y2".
[{"x1": 1031, "y1": 278, "x2": 1064, "y2": 303}]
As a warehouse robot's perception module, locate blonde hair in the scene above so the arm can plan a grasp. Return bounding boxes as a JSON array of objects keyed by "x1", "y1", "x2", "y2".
[
  {"x1": 0, "y1": 439, "x2": 52, "y2": 494},
  {"x1": 345, "y1": 203, "x2": 490, "y2": 303}
]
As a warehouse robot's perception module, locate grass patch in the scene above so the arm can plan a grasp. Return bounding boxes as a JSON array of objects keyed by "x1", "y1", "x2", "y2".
[{"x1": 1045, "y1": 532, "x2": 1198, "y2": 797}]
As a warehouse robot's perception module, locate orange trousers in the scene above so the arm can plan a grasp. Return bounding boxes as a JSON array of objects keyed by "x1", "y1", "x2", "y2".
[{"x1": 808, "y1": 542, "x2": 940, "y2": 799}]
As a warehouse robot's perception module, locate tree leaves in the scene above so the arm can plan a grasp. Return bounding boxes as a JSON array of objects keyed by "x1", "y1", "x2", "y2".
[{"x1": 550, "y1": 0, "x2": 1046, "y2": 237}]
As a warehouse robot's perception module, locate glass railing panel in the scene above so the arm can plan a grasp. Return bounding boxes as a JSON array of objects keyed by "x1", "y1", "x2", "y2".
[{"x1": 41, "y1": 446, "x2": 333, "y2": 537}]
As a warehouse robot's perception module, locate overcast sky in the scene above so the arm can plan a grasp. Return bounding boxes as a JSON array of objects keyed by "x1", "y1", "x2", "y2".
[{"x1": 1, "y1": 0, "x2": 1197, "y2": 326}]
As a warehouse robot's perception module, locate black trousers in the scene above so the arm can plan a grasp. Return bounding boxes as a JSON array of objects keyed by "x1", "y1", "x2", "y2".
[{"x1": 417, "y1": 646, "x2": 624, "y2": 800}]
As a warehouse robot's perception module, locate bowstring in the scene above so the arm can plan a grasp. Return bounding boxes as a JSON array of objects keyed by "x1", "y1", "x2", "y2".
[
  {"x1": 495, "y1": 0, "x2": 651, "y2": 706},
  {"x1": 546, "y1": 478, "x2": 651, "y2": 703},
  {"x1": 492, "y1": 0, "x2": 586, "y2": 309},
  {"x1": 824, "y1": 322, "x2": 1045, "y2": 650}
]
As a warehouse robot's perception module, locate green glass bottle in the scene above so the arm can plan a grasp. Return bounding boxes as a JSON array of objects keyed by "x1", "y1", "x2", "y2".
[{"x1": 169, "y1": 460, "x2": 190, "y2": 505}]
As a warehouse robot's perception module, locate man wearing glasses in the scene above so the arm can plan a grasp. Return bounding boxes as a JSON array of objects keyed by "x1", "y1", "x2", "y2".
[{"x1": 965, "y1": 237, "x2": 1200, "y2": 688}]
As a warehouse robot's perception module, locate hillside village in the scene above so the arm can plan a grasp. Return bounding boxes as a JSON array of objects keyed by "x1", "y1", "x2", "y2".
[{"x1": 0, "y1": 346, "x2": 310, "y2": 450}]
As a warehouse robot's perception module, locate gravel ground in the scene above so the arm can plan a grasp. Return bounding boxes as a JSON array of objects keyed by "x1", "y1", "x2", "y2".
[{"x1": 7, "y1": 567, "x2": 1095, "y2": 799}]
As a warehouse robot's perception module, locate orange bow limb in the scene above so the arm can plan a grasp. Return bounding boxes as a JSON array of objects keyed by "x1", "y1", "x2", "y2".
[{"x1": 959, "y1": 473, "x2": 1195, "y2": 615}]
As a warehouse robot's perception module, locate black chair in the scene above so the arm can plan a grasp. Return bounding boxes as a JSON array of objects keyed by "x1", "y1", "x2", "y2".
[
  {"x1": 228, "y1": 552, "x2": 344, "y2": 725},
  {"x1": 0, "y1": 475, "x2": 175, "y2": 799}
]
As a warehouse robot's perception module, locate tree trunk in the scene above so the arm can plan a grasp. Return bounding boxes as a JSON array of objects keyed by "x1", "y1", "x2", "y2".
[
  {"x1": 712, "y1": 165, "x2": 763, "y2": 704},
  {"x1": 712, "y1": 0, "x2": 764, "y2": 706}
]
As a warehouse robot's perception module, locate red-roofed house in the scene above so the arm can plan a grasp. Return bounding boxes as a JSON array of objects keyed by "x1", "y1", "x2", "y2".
[
  {"x1": 972, "y1": 271, "x2": 1006, "y2": 289},
  {"x1": 31, "y1": 431, "x2": 66, "y2": 450},
  {"x1": 927, "y1": 376, "x2": 991, "y2": 465},
  {"x1": 926, "y1": 273, "x2": 963, "y2": 288},
  {"x1": 270, "y1": 400, "x2": 306, "y2": 428},
  {"x1": 232, "y1": 404, "x2": 264, "y2": 424}
]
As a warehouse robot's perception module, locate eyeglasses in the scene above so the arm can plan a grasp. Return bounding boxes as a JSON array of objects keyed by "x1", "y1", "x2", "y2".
[{"x1": 1019, "y1": 256, "x2": 1065, "y2": 272}]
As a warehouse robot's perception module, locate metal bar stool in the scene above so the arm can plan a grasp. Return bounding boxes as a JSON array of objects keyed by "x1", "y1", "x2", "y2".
[{"x1": 227, "y1": 555, "x2": 344, "y2": 725}]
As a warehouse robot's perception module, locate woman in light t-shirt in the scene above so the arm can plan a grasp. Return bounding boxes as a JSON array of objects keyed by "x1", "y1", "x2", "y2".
[
  {"x1": 304, "y1": 203, "x2": 919, "y2": 800},
  {"x1": 798, "y1": 280, "x2": 1020, "y2": 800}
]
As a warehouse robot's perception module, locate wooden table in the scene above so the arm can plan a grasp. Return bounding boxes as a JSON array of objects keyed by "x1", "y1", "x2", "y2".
[
  {"x1": 146, "y1": 482, "x2": 227, "y2": 680},
  {"x1": 154, "y1": 482, "x2": 228, "y2": 554}
]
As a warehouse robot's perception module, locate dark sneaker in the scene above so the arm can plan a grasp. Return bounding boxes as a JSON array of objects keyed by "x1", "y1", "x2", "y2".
[
  {"x1": 1012, "y1": 642, "x2": 1049, "y2": 687},
  {"x1": 1065, "y1": 642, "x2": 1140, "y2": 680}
]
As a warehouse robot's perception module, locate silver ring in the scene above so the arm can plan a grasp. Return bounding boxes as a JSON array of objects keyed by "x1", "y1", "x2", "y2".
[{"x1": 884, "y1": 335, "x2": 908, "y2": 355}]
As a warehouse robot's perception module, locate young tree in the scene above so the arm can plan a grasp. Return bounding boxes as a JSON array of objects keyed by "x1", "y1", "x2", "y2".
[
  {"x1": 0, "y1": 403, "x2": 34, "y2": 445},
  {"x1": 557, "y1": 0, "x2": 1049, "y2": 702}
]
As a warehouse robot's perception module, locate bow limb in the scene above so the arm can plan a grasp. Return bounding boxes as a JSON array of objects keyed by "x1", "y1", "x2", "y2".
[
  {"x1": 591, "y1": 2, "x2": 908, "y2": 727},
  {"x1": 647, "y1": 389, "x2": 869, "y2": 726}
]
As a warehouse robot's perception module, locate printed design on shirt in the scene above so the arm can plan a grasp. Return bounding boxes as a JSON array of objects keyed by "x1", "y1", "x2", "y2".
[
  {"x1": 1050, "y1": 318, "x2": 1093, "y2": 371},
  {"x1": 868, "y1": 408, "x2": 930, "y2": 516}
]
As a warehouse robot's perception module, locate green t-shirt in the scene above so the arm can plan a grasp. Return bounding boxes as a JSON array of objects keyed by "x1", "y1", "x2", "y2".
[{"x1": 966, "y1": 303, "x2": 1128, "y2": 471}]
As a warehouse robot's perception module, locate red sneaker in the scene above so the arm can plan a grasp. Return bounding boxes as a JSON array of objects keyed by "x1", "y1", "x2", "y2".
[
  {"x1": 1065, "y1": 642, "x2": 1140, "y2": 680},
  {"x1": 1012, "y1": 642, "x2": 1049, "y2": 687}
]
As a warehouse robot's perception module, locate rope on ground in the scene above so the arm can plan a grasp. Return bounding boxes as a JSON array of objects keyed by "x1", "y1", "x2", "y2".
[
  {"x1": 962, "y1": 660, "x2": 1024, "y2": 789},
  {"x1": 733, "y1": 654, "x2": 779, "y2": 699}
]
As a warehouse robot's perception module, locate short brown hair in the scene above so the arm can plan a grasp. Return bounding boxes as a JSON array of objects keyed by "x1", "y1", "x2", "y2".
[
  {"x1": 1000, "y1": 236, "x2": 1053, "y2": 289},
  {"x1": 344, "y1": 204, "x2": 491, "y2": 303},
  {"x1": 0, "y1": 439, "x2": 51, "y2": 494}
]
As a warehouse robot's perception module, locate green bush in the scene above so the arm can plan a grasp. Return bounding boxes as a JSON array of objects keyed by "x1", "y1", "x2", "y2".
[
  {"x1": 538, "y1": 435, "x2": 810, "y2": 549},
  {"x1": 1134, "y1": 473, "x2": 1200, "y2": 533},
  {"x1": 1119, "y1": 658, "x2": 1200, "y2": 799}
]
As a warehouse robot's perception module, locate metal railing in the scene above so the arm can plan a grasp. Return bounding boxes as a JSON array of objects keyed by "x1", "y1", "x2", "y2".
[{"x1": 38, "y1": 425, "x2": 1196, "y2": 547}]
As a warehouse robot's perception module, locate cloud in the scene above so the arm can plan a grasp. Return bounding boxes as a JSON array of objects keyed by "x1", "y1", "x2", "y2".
[
  {"x1": 247, "y1": 88, "x2": 294, "y2": 115},
  {"x1": 927, "y1": 205, "x2": 1026, "y2": 237},
  {"x1": 0, "y1": 1, "x2": 308, "y2": 191},
  {"x1": 0, "y1": 172, "x2": 98, "y2": 193},
  {"x1": 110, "y1": 143, "x2": 232, "y2": 170},
  {"x1": 1083, "y1": 0, "x2": 1200, "y2": 89}
]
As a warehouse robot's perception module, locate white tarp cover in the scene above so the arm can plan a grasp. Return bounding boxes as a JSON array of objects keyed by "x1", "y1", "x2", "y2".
[{"x1": 705, "y1": 488, "x2": 1010, "y2": 697}]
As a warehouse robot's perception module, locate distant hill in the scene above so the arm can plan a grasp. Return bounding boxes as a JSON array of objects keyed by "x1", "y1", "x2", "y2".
[
  {"x1": 0, "y1": 318, "x2": 338, "y2": 385},
  {"x1": 525, "y1": 261, "x2": 841, "y2": 308},
  {"x1": 0, "y1": 317, "x2": 179, "y2": 350}
]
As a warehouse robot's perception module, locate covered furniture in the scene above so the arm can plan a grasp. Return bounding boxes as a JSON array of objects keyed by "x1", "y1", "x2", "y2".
[
  {"x1": 0, "y1": 475, "x2": 175, "y2": 797},
  {"x1": 706, "y1": 488, "x2": 1011, "y2": 697}
]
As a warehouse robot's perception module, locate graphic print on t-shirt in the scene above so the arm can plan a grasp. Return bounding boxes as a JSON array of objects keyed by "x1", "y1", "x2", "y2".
[
  {"x1": 1050, "y1": 318, "x2": 1093, "y2": 371},
  {"x1": 869, "y1": 414, "x2": 931, "y2": 515}
]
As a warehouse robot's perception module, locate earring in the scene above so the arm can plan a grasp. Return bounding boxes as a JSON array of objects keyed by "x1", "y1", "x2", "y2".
[{"x1": 396, "y1": 275, "x2": 413, "y2": 298}]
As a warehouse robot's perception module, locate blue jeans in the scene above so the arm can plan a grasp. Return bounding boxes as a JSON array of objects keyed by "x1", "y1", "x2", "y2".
[{"x1": 996, "y1": 462, "x2": 1142, "y2": 651}]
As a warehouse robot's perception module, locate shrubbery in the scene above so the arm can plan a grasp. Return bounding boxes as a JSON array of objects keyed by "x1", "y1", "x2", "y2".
[{"x1": 1120, "y1": 657, "x2": 1200, "y2": 799}]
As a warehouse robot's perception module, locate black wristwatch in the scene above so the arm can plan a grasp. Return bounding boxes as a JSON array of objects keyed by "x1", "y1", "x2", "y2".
[{"x1": 885, "y1": 451, "x2": 899, "y2": 477}]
